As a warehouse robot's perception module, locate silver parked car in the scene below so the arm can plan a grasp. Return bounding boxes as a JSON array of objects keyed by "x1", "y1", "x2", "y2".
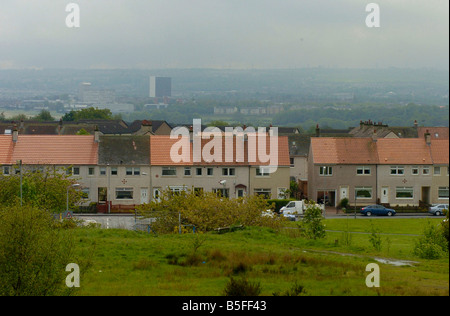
[{"x1": 428, "y1": 204, "x2": 449, "y2": 216}]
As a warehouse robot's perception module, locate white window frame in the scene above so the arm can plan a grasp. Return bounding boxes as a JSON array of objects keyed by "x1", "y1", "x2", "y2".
[
  {"x1": 256, "y1": 167, "x2": 270, "y2": 177},
  {"x1": 390, "y1": 166, "x2": 404, "y2": 175},
  {"x1": 319, "y1": 166, "x2": 333, "y2": 176},
  {"x1": 115, "y1": 187, "x2": 134, "y2": 200},
  {"x1": 438, "y1": 187, "x2": 449, "y2": 199},
  {"x1": 222, "y1": 168, "x2": 236, "y2": 176},
  {"x1": 162, "y1": 167, "x2": 177, "y2": 176},
  {"x1": 434, "y1": 166, "x2": 441, "y2": 176},
  {"x1": 355, "y1": 187, "x2": 373, "y2": 199},
  {"x1": 356, "y1": 166, "x2": 371, "y2": 175},
  {"x1": 396, "y1": 187, "x2": 414, "y2": 199}
]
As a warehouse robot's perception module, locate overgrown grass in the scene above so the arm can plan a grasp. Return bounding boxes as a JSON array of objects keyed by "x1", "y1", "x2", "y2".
[{"x1": 72, "y1": 218, "x2": 448, "y2": 296}]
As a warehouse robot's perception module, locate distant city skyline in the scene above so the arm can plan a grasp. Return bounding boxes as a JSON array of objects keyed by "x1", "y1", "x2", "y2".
[{"x1": 0, "y1": 0, "x2": 448, "y2": 70}]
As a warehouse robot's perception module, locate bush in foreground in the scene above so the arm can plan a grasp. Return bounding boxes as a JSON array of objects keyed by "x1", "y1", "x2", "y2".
[
  {"x1": 0, "y1": 205, "x2": 76, "y2": 296},
  {"x1": 137, "y1": 189, "x2": 284, "y2": 233}
]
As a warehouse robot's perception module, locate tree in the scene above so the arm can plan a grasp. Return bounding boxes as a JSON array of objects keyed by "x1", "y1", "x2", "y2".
[
  {"x1": 0, "y1": 205, "x2": 76, "y2": 295},
  {"x1": 62, "y1": 107, "x2": 114, "y2": 121},
  {"x1": 136, "y1": 189, "x2": 282, "y2": 233},
  {"x1": 33, "y1": 109, "x2": 54, "y2": 121},
  {"x1": 0, "y1": 166, "x2": 83, "y2": 213},
  {"x1": 299, "y1": 201, "x2": 326, "y2": 239}
]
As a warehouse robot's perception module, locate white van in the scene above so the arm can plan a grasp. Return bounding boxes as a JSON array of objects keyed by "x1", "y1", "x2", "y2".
[{"x1": 280, "y1": 201, "x2": 305, "y2": 218}]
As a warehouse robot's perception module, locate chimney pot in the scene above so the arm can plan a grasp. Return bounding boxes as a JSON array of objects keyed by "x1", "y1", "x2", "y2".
[{"x1": 12, "y1": 125, "x2": 18, "y2": 143}]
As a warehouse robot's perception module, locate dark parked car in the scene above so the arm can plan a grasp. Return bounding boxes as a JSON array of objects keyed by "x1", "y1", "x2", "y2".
[{"x1": 361, "y1": 205, "x2": 396, "y2": 216}]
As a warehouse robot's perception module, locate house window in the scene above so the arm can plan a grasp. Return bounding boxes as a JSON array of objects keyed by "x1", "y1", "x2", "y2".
[
  {"x1": 396, "y1": 187, "x2": 413, "y2": 199},
  {"x1": 184, "y1": 167, "x2": 191, "y2": 176},
  {"x1": 207, "y1": 168, "x2": 214, "y2": 176},
  {"x1": 126, "y1": 167, "x2": 140, "y2": 176},
  {"x1": 438, "y1": 187, "x2": 449, "y2": 199},
  {"x1": 213, "y1": 188, "x2": 229, "y2": 198},
  {"x1": 277, "y1": 188, "x2": 288, "y2": 199},
  {"x1": 111, "y1": 167, "x2": 118, "y2": 176},
  {"x1": 355, "y1": 187, "x2": 373, "y2": 199},
  {"x1": 390, "y1": 166, "x2": 404, "y2": 175},
  {"x1": 88, "y1": 167, "x2": 95, "y2": 176},
  {"x1": 356, "y1": 166, "x2": 371, "y2": 175},
  {"x1": 162, "y1": 167, "x2": 177, "y2": 176},
  {"x1": 256, "y1": 167, "x2": 270, "y2": 176},
  {"x1": 100, "y1": 167, "x2": 106, "y2": 176},
  {"x1": 422, "y1": 166, "x2": 430, "y2": 175},
  {"x1": 319, "y1": 166, "x2": 333, "y2": 176},
  {"x1": 290, "y1": 158, "x2": 294, "y2": 167},
  {"x1": 72, "y1": 167, "x2": 80, "y2": 175},
  {"x1": 3, "y1": 166, "x2": 10, "y2": 175},
  {"x1": 116, "y1": 187, "x2": 133, "y2": 200},
  {"x1": 196, "y1": 168, "x2": 202, "y2": 176},
  {"x1": 412, "y1": 166, "x2": 419, "y2": 175},
  {"x1": 169, "y1": 186, "x2": 187, "y2": 195},
  {"x1": 254, "y1": 188, "x2": 271, "y2": 199},
  {"x1": 434, "y1": 166, "x2": 441, "y2": 175},
  {"x1": 222, "y1": 168, "x2": 235, "y2": 176},
  {"x1": 81, "y1": 188, "x2": 90, "y2": 200}
]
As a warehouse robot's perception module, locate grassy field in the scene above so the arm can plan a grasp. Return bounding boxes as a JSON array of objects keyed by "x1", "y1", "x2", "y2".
[{"x1": 72, "y1": 217, "x2": 448, "y2": 296}]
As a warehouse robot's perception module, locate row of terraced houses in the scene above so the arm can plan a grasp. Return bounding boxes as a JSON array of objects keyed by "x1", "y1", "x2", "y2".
[
  {"x1": 0, "y1": 130, "x2": 291, "y2": 212},
  {"x1": 0, "y1": 123, "x2": 448, "y2": 212}
]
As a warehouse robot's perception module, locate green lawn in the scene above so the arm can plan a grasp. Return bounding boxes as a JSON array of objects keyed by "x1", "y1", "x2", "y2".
[{"x1": 72, "y1": 218, "x2": 449, "y2": 296}]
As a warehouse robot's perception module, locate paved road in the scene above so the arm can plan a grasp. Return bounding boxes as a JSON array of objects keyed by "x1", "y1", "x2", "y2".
[{"x1": 74, "y1": 212, "x2": 444, "y2": 230}]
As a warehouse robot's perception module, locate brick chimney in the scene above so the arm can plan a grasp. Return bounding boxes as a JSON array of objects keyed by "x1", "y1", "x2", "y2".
[
  {"x1": 315, "y1": 124, "x2": 320, "y2": 137},
  {"x1": 12, "y1": 124, "x2": 18, "y2": 143},
  {"x1": 94, "y1": 125, "x2": 101, "y2": 143},
  {"x1": 424, "y1": 130, "x2": 431, "y2": 145},
  {"x1": 372, "y1": 129, "x2": 378, "y2": 142}
]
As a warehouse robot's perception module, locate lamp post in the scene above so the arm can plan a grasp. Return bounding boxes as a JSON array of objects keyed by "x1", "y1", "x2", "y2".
[
  {"x1": 67, "y1": 183, "x2": 80, "y2": 212},
  {"x1": 18, "y1": 160, "x2": 23, "y2": 207}
]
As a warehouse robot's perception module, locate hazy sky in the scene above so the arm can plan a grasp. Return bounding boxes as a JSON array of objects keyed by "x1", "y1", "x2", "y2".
[{"x1": 0, "y1": 0, "x2": 448, "y2": 70}]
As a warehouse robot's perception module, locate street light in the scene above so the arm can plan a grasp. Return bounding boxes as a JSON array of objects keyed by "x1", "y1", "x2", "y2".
[{"x1": 67, "y1": 183, "x2": 80, "y2": 212}]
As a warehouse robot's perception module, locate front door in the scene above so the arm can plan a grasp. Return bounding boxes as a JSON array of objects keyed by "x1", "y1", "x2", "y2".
[
  {"x1": 381, "y1": 187, "x2": 389, "y2": 204},
  {"x1": 140, "y1": 188, "x2": 149, "y2": 204},
  {"x1": 340, "y1": 186, "x2": 348, "y2": 201}
]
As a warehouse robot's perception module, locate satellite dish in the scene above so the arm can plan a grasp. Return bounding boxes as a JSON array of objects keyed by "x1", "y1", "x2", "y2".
[{"x1": 219, "y1": 180, "x2": 226, "y2": 185}]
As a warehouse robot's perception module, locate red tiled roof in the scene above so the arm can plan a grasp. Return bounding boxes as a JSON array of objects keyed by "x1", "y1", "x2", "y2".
[
  {"x1": 376, "y1": 138, "x2": 432, "y2": 165},
  {"x1": 418, "y1": 127, "x2": 449, "y2": 140},
  {"x1": 0, "y1": 136, "x2": 14, "y2": 165},
  {"x1": 11, "y1": 135, "x2": 98, "y2": 165},
  {"x1": 311, "y1": 137, "x2": 441, "y2": 165},
  {"x1": 430, "y1": 140, "x2": 449, "y2": 164},
  {"x1": 311, "y1": 138, "x2": 378, "y2": 164},
  {"x1": 150, "y1": 135, "x2": 291, "y2": 166},
  {"x1": 247, "y1": 135, "x2": 291, "y2": 166},
  {"x1": 150, "y1": 136, "x2": 193, "y2": 166}
]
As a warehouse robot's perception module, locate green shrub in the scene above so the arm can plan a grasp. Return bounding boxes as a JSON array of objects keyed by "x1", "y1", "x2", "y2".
[
  {"x1": 298, "y1": 201, "x2": 326, "y2": 240},
  {"x1": 273, "y1": 281, "x2": 306, "y2": 296},
  {"x1": 223, "y1": 277, "x2": 261, "y2": 296},
  {"x1": 413, "y1": 221, "x2": 448, "y2": 259},
  {"x1": 369, "y1": 222, "x2": 383, "y2": 252}
]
